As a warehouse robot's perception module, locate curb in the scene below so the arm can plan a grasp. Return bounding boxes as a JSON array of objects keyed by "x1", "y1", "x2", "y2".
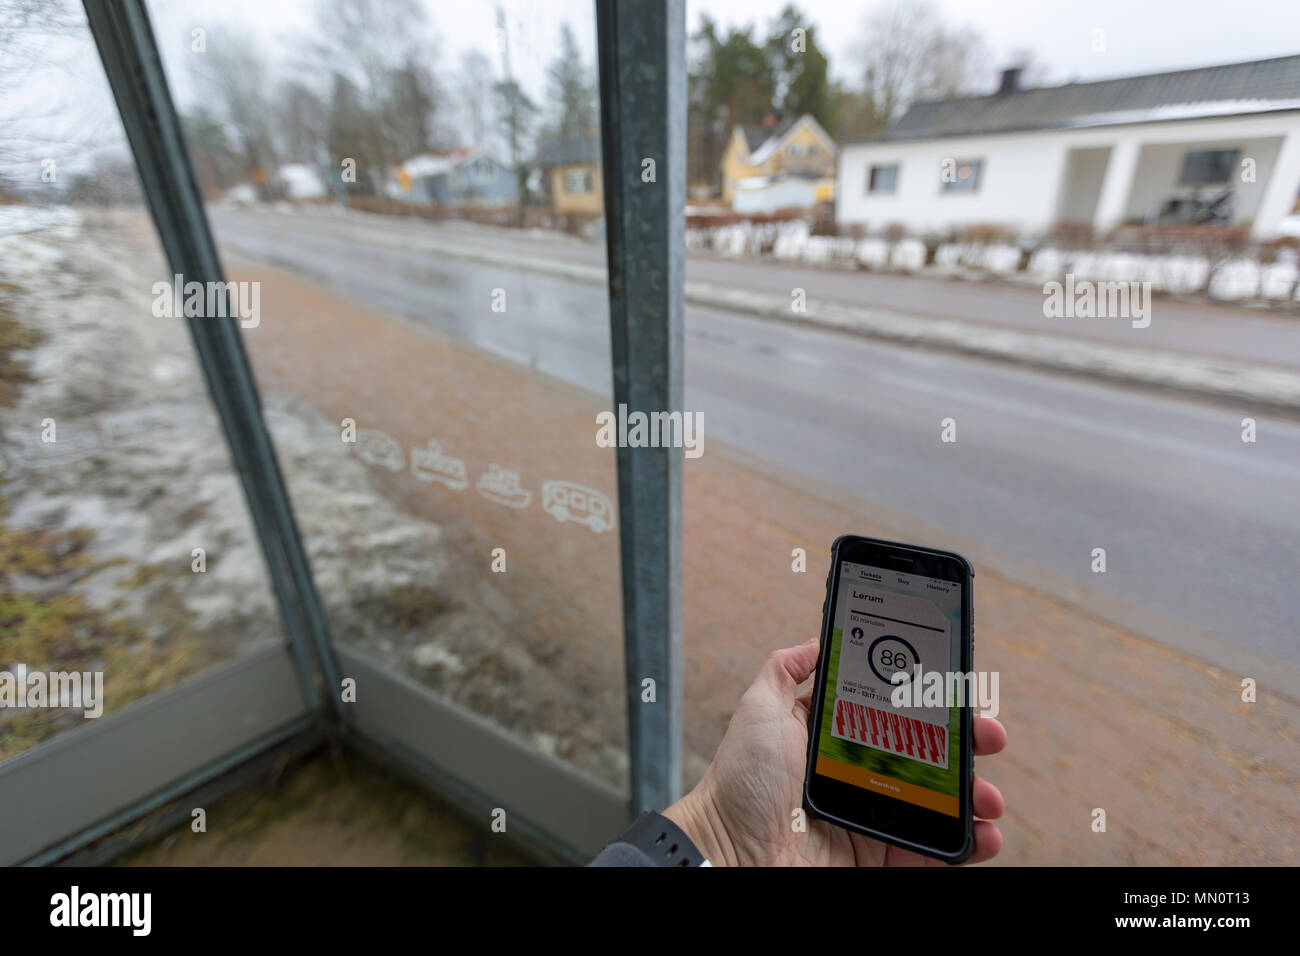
[{"x1": 688, "y1": 282, "x2": 1300, "y2": 413}]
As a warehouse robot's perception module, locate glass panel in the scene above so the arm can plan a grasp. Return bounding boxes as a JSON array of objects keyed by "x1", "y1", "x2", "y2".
[
  {"x1": 682, "y1": 2, "x2": 1299, "y2": 864},
  {"x1": 146, "y1": 0, "x2": 626, "y2": 791},
  {"x1": 0, "y1": 4, "x2": 283, "y2": 763}
]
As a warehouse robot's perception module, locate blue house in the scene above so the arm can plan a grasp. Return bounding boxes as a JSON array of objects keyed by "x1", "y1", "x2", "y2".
[{"x1": 396, "y1": 148, "x2": 518, "y2": 206}]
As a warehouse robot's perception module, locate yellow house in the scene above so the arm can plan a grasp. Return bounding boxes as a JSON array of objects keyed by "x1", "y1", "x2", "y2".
[
  {"x1": 720, "y1": 113, "x2": 837, "y2": 207},
  {"x1": 533, "y1": 132, "x2": 603, "y2": 215}
]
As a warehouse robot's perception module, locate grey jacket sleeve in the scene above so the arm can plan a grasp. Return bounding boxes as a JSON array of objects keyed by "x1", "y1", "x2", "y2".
[{"x1": 587, "y1": 841, "x2": 657, "y2": 866}]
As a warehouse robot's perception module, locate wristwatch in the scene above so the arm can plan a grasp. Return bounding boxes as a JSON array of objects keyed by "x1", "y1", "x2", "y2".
[{"x1": 617, "y1": 810, "x2": 712, "y2": 867}]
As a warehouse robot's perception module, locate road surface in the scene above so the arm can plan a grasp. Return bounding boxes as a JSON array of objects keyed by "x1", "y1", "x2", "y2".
[{"x1": 210, "y1": 207, "x2": 1300, "y2": 687}]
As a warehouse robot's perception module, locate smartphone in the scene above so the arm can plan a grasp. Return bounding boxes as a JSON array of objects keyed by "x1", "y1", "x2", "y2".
[{"x1": 803, "y1": 534, "x2": 975, "y2": 863}]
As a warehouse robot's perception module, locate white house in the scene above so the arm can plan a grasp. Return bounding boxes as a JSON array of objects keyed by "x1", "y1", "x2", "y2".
[{"x1": 837, "y1": 55, "x2": 1300, "y2": 239}]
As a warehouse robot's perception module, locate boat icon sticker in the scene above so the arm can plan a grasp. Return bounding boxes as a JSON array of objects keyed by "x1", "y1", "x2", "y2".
[{"x1": 475, "y1": 465, "x2": 532, "y2": 508}]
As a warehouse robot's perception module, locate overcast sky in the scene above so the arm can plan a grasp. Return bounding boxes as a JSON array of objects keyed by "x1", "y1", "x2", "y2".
[
  {"x1": 699, "y1": 0, "x2": 1300, "y2": 85},
  {"x1": 143, "y1": 0, "x2": 1300, "y2": 105},
  {"x1": 5, "y1": 0, "x2": 1300, "y2": 179}
]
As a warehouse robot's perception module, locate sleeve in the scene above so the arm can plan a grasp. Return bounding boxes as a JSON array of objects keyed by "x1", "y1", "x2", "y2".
[{"x1": 587, "y1": 841, "x2": 658, "y2": 867}]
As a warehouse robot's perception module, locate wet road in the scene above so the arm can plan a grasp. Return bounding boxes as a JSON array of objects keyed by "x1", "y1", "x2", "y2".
[{"x1": 212, "y1": 207, "x2": 1300, "y2": 687}]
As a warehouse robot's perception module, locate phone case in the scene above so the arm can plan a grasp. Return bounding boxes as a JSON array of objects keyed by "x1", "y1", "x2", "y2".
[{"x1": 802, "y1": 534, "x2": 975, "y2": 864}]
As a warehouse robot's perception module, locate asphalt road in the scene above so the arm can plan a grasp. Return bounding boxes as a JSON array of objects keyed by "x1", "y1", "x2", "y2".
[
  {"x1": 250, "y1": 207, "x2": 1300, "y2": 368},
  {"x1": 211, "y1": 207, "x2": 1300, "y2": 686}
]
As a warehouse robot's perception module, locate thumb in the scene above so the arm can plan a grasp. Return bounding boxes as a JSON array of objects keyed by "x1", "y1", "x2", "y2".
[{"x1": 762, "y1": 639, "x2": 821, "y2": 694}]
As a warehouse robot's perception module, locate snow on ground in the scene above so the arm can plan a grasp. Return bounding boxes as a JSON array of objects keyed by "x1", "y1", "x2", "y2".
[
  {"x1": 688, "y1": 218, "x2": 1300, "y2": 302},
  {"x1": 0, "y1": 207, "x2": 448, "y2": 664},
  {"x1": 0, "y1": 206, "x2": 626, "y2": 785}
]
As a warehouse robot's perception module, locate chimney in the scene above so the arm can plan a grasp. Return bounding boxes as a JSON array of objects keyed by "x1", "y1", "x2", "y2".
[{"x1": 999, "y1": 66, "x2": 1022, "y2": 95}]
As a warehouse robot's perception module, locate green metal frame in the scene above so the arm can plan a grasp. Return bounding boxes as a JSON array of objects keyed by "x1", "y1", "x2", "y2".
[
  {"x1": 82, "y1": 0, "x2": 343, "y2": 725},
  {"x1": 7, "y1": 0, "x2": 691, "y2": 863},
  {"x1": 596, "y1": 0, "x2": 687, "y2": 815}
]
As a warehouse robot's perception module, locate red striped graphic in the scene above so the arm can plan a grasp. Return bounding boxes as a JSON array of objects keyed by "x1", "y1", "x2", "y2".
[{"x1": 830, "y1": 699, "x2": 949, "y2": 770}]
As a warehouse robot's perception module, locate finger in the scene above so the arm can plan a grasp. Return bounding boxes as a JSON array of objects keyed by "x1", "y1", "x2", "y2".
[
  {"x1": 972, "y1": 715, "x2": 1007, "y2": 756},
  {"x1": 972, "y1": 775, "x2": 1004, "y2": 821},
  {"x1": 965, "y1": 820, "x2": 1003, "y2": 864},
  {"x1": 762, "y1": 640, "x2": 822, "y2": 694}
]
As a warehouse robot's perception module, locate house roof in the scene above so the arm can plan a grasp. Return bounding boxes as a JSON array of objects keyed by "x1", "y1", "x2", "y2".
[
  {"x1": 739, "y1": 117, "x2": 796, "y2": 161},
  {"x1": 400, "y1": 148, "x2": 477, "y2": 178},
  {"x1": 867, "y1": 54, "x2": 1300, "y2": 143},
  {"x1": 532, "y1": 134, "x2": 601, "y2": 168},
  {"x1": 400, "y1": 148, "x2": 512, "y2": 179},
  {"x1": 736, "y1": 114, "x2": 834, "y2": 164}
]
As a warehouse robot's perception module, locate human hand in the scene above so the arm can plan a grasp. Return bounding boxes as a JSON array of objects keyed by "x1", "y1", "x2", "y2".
[{"x1": 664, "y1": 638, "x2": 1006, "y2": 866}]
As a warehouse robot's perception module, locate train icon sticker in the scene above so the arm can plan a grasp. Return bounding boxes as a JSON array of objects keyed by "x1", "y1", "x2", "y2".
[
  {"x1": 410, "y1": 439, "x2": 467, "y2": 491},
  {"x1": 356, "y1": 429, "x2": 405, "y2": 471},
  {"x1": 475, "y1": 465, "x2": 532, "y2": 508},
  {"x1": 541, "y1": 480, "x2": 614, "y2": 533}
]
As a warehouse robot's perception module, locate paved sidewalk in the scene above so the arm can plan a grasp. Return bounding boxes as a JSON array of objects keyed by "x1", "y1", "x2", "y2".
[{"x1": 223, "y1": 251, "x2": 1298, "y2": 865}]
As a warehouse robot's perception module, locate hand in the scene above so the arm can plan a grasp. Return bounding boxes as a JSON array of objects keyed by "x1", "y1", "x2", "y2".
[{"x1": 664, "y1": 638, "x2": 1006, "y2": 866}]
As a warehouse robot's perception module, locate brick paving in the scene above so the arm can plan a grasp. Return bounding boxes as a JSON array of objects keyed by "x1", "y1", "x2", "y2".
[{"x1": 202, "y1": 246, "x2": 1299, "y2": 866}]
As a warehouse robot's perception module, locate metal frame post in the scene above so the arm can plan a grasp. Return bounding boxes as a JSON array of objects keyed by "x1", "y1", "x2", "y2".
[
  {"x1": 82, "y1": 0, "x2": 343, "y2": 730},
  {"x1": 595, "y1": 0, "x2": 687, "y2": 814}
]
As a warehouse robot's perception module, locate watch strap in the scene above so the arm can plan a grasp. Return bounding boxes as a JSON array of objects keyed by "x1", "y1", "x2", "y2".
[{"x1": 616, "y1": 810, "x2": 711, "y2": 867}]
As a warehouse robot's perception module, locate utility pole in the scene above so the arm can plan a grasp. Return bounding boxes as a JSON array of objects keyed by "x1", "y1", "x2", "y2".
[{"x1": 496, "y1": 6, "x2": 525, "y2": 225}]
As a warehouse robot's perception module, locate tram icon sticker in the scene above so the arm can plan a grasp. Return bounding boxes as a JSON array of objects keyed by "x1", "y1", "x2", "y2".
[
  {"x1": 411, "y1": 439, "x2": 467, "y2": 491},
  {"x1": 475, "y1": 465, "x2": 531, "y2": 508},
  {"x1": 356, "y1": 429, "x2": 405, "y2": 471},
  {"x1": 541, "y1": 480, "x2": 614, "y2": 533}
]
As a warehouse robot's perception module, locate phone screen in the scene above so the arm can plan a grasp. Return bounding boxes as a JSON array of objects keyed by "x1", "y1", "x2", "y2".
[{"x1": 813, "y1": 559, "x2": 965, "y2": 819}]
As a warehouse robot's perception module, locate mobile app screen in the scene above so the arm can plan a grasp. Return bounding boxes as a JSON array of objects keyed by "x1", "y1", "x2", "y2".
[{"x1": 815, "y1": 561, "x2": 963, "y2": 817}]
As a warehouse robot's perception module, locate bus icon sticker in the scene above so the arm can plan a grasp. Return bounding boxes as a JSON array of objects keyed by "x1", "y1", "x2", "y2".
[
  {"x1": 541, "y1": 480, "x2": 614, "y2": 533},
  {"x1": 356, "y1": 429, "x2": 405, "y2": 472}
]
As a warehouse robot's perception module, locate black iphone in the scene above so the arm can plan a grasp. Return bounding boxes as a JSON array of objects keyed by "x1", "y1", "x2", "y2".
[{"x1": 803, "y1": 534, "x2": 975, "y2": 863}]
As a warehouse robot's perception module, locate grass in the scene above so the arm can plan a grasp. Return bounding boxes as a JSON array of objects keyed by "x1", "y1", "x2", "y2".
[
  {"x1": 0, "y1": 275, "x2": 213, "y2": 760},
  {"x1": 0, "y1": 281, "x2": 43, "y2": 408},
  {"x1": 0, "y1": 508, "x2": 216, "y2": 760}
]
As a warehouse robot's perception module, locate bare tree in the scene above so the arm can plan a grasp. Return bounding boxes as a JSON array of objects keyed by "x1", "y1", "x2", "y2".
[
  {"x1": 276, "y1": 80, "x2": 329, "y2": 167},
  {"x1": 304, "y1": 0, "x2": 437, "y2": 176},
  {"x1": 0, "y1": 0, "x2": 121, "y2": 198},
  {"x1": 191, "y1": 26, "x2": 280, "y2": 196},
  {"x1": 455, "y1": 50, "x2": 496, "y2": 150},
  {"x1": 852, "y1": 0, "x2": 991, "y2": 133}
]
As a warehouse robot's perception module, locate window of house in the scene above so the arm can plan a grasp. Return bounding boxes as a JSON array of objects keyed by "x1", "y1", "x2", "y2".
[
  {"x1": 564, "y1": 169, "x2": 593, "y2": 193},
  {"x1": 942, "y1": 159, "x2": 982, "y2": 192},
  {"x1": 868, "y1": 163, "x2": 899, "y2": 194},
  {"x1": 1179, "y1": 149, "x2": 1238, "y2": 186}
]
